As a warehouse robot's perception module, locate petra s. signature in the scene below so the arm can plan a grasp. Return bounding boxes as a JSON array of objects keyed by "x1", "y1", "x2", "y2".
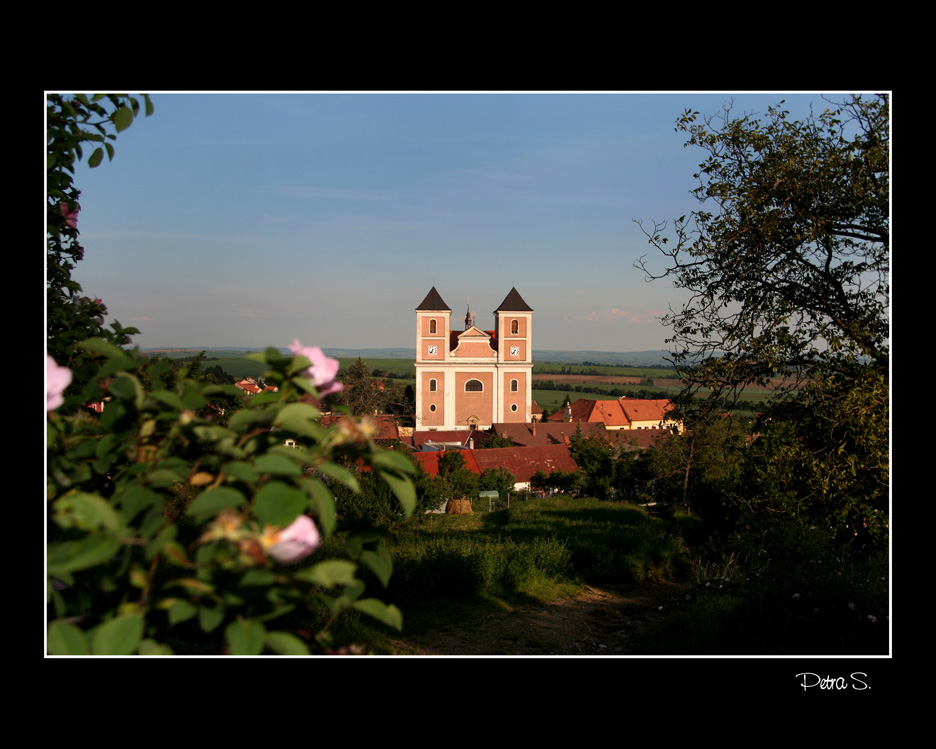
[{"x1": 795, "y1": 672, "x2": 869, "y2": 691}]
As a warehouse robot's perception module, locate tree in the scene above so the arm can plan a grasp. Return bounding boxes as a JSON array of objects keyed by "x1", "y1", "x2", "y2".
[
  {"x1": 479, "y1": 466, "x2": 516, "y2": 498},
  {"x1": 637, "y1": 94, "x2": 889, "y2": 550},
  {"x1": 338, "y1": 357, "x2": 387, "y2": 415},
  {"x1": 47, "y1": 94, "x2": 152, "y2": 398},
  {"x1": 637, "y1": 94, "x2": 888, "y2": 403},
  {"x1": 568, "y1": 429, "x2": 615, "y2": 500}
]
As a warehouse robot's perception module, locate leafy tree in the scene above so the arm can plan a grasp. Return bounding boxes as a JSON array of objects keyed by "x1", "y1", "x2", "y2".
[
  {"x1": 436, "y1": 449, "x2": 479, "y2": 498},
  {"x1": 637, "y1": 94, "x2": 889, "y2": 550},
  {"x1": 47, "y1": 94, "x2": 152, "y2": 398},
  {"x1": 637, "y1": 94, "x2": 888, "y2": 401},
  {"x1": 479, "y1": 466, "x2": 516, "y2": 497},
  {"x1": 338, "y1": 357, "x2": 386, "y2": 416},
  {"x1": 568, "y1": 429, "x2": 615, "y2": 500}
]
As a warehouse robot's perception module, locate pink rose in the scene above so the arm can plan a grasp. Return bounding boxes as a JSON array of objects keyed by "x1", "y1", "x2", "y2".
[
  {"x1": 268, "y1": 515, "x2": 321, "y2": 564},
  {"x1": 60, "y1": 202, "x2": 79, "y2": 230},
  {"x1": 288, "y1": 339, "x2": 343, "y2": 396},
  {"x1": 47, "y1": 355, "x2": 73, "y2": 411}
]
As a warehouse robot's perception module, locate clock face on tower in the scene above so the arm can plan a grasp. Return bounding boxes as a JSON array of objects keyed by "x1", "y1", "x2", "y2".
[
  {"x1": 510, "y1": 346, "x2": 520, "y2": 357},
  {"x1": 427, "y1": 345, "x2": 438, "y2": 356}
]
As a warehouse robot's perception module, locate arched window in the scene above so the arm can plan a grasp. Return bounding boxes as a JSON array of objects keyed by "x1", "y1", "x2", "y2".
[
  {"x1": 510, "y1": 379, "x2": 518, "y2": 392},
  {"x1": 429, "y1": 319, "x2": 437, "y2": 334},
  {"x1": 465, "y1": 380, "x2": 483, "y2": 392},
  {"x1": 429, "y1": 379, "x2": 437, "y2": 392},
  {"x1": 511, "y1": 319, "x2": 519, "y2": 335}
]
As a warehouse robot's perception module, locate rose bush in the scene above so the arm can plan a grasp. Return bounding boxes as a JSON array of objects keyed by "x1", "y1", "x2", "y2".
[{"x1": 46, "y1": 94, "x2": 416, "y2": 655}]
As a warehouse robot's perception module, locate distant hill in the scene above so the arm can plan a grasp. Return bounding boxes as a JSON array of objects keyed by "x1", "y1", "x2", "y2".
[{"x1": 141, "y1": 347, "x2": 674, "y2": 367}]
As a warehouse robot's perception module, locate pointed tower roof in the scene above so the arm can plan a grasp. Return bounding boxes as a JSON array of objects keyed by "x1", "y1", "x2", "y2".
[
  {"x1": 495, "y1": 287, "x2": 533, "y2": 312},
  {"x1": 416, "y1": 286, "x2": 451, "y2": 311}
]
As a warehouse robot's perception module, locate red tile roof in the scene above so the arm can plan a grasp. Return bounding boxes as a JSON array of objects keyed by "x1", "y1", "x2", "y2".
[
  {"x1": 471, "y1": 444, "x2": 578, "y2": 483},
  {"x1": 412, "y1": 449, "x2": 483, "y2": 477},
  {"x1": 618, "y1": 398, "x2": 675, "y2": 423},
  {"x1": 490, "y1": 421, "x2": 605, "y2": 447}
]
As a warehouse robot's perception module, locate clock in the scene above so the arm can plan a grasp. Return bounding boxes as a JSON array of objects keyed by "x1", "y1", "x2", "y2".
[
  {"x1": 510, "y1": 346, "x2": 520, "y2": 357},
  {"x1": 427, "y1": 345, "x2": 438, "y2": 355}
]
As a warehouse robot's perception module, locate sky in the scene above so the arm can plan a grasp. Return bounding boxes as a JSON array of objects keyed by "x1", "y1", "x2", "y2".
[{"x1": 62, "y1": 91, "x2": 847, "y2": 354}]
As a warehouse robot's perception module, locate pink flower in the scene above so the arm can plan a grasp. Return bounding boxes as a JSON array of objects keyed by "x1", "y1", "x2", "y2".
[
  {"x1": 268, "y1": 515, "x2": 321, "y2": 564},
  {"x1": 288, "y1": 339, "x2": 343, "y2": 396},
  {"x1": 47, "y1": 355, "x2": 73, "y2": 411},
  {"x1": 60, "y1": 202, "x2": 79, "y2": 230}
]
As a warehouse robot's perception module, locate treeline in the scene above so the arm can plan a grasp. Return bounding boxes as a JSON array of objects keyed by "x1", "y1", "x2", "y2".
[{"x1": 534, "y1": 380, "x2": 672, "y2": 401}]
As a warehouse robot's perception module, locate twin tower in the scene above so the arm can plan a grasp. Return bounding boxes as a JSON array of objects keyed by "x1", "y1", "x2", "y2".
[{"x1": 415, "y1": 287, "x2": 533, "y2": 431}]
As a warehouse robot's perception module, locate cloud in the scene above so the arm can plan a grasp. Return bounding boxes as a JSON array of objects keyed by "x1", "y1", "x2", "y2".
[{"x1": 237, "y1": 308, "x2": 271, "y2": 319}]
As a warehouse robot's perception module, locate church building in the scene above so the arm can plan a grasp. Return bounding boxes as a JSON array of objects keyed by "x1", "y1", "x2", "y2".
[{"x1": 415, "y1": 286, "x2": 533, "y2": 430}]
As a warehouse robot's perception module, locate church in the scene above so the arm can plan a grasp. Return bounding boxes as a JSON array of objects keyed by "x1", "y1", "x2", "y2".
[{"x1": 414, "y1": 286, "x2": 533, "y2": 431}]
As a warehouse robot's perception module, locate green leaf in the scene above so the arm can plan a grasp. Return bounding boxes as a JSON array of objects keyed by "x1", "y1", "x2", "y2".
[
  {"x1": 252, "y1": 481, "x2": 305, "y2": 528},
  {"x1": 53, "y1": 492, "x2": 123, "y2": 532},
  {"x1": 293, "y1": 559, "x2": 357, "y2": 588},
  {"x1": 77, "y1": 337, "x2": 127, "y2": 359},
  {"x1": 361, "y1": 544, "x2": 394, "y2": 588},
  {"x1": 225, "y1": 618, "x2": 266, "y2": 655},
  {"x1": 379, "y1": 470, "x2": 416, "y2": 517},
  {"x1": 186, "y1": 487, "x2": 245, "y2": 520},
  {"x1": 138, "y1": 639, "x2": 173, "y2": 655},
  {"x1": 371, "y1": 450, "x2": 416, "y2": 474},
  {"x1": 92, "y1": 613, "x2": 144, "y2": 655},
  {"x1": 88, "y1": 147, "x2": 104, "y2": 168},
  {"x1": 48, "y1": 533, "x2": 122, "y2": 576},
  {"x1": 168, "y1": 599, "x2": 198, "y2": 625},
  {"x1": 316, "y1": 462, "x2": 360, "y2": 493},
  {"x1": 254, "y1": 453, "x2": 302, "y2": 477},
  {"x1": 108, "y1": 371, "x2": 145, "y2": 408},
  {"x1": 199, "y1": 605, "x2": 225, "y2": 633},
  {"x1": 112, "y1": 106, "x2": 134, "y2": 133},
  {"x1": 273, "y1": 403, "x2": 323, "y2": 438},
  {"x1": 264, "y1": 631, "x2": 310, "y2": 655},
  {"x1": 304, "y1": 478, "x2": 336, "y2": 536},
  {"x1": 222, "y1": 461, "x2": 260, "y2": 485},
  {"x1": 48, "y1": 620, "x2": 89, "y2": 655},
  {"x1": 352, "y1": 599, "x2": 403, "y2": 631}
]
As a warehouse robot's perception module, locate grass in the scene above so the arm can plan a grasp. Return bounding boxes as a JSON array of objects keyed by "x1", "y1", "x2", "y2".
[{"x1": 369, "y1": 496, "x2": 688, "y2": 610}]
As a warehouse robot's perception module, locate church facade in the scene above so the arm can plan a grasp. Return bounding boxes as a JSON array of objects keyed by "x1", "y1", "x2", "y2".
[{"x1": 414, "y1": 286, "x2": 533, "y2": 430}]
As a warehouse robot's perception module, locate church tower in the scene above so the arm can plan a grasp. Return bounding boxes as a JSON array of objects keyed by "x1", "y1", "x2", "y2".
[{"x1": 414, "y1": 286, "x2": 533, "y2": 431}]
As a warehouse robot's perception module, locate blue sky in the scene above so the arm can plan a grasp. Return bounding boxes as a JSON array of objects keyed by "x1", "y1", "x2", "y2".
[{"x1": 64, "y1": 91, "x2": 844, "y2": 353}]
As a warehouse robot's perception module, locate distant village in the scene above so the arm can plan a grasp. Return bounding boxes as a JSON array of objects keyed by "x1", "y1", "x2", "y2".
[{"x1": 230, "y1": 287, "x2": 682, "y2": 497}]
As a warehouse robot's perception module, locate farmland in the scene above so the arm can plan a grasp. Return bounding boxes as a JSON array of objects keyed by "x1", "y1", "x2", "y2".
[{"x1": 149, "y1": 351, "x2": 783, "y2": 415}]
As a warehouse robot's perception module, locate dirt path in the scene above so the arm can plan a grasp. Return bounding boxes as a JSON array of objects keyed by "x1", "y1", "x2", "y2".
[{"x1": 388, "y1": 581, "x2": 689, "y2": 656}]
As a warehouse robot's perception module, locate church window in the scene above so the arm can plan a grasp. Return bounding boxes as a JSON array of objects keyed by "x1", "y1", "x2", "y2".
[
  {"x1": 465, "y1": 380, "x2": 483, "y2": 392},
  {"x1": 429, "y1": 379, "x2": 437, "y2": 392},
  {"x1": 511, "y1": 319, "x2": 519, "y2": 334},
  {"x1": 510, "y1": 379, "x2": 518, "y2": 392},
  {"x1": 429, "y1": 319, "x2": 437, "y2": 334}
]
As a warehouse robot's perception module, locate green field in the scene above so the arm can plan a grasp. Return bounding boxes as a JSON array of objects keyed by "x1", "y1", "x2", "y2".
[
  {"x1": 533, "y1": 362, "x2": 678, "y2": 379},
  {"x1": 159, "y1": 353, "x2": 773, "y2": 415}
]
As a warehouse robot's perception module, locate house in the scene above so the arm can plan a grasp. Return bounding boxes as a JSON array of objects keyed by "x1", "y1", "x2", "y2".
[
  {"x1": 546, "y1": 396, "x2": 682, "y2": 433},
  {"x1": 470, "y1": 444, "x2": 578, "y2": 491},
  {"x1": 488, "y1": 420, "x2": 607, "y2": 447}
]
